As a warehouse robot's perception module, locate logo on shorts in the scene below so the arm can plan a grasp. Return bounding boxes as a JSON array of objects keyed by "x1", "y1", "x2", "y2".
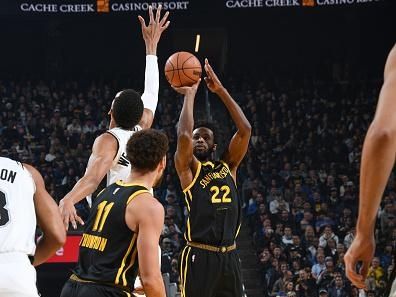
[{"x1": 192, "y1": 255, "x2": 196, "y2": 263}]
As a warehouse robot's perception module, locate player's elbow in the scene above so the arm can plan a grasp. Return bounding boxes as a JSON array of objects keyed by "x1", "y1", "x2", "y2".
[
  {"x1": 52, "y1": 228, "x2": 67, "y2": 248},
  {"x1": 240, "y1": 121, "x2": 252, "y2": 137},
  {"x1": 367, "y1": 123, "x2": 396, "y2": 144},
  {"x1": 140, "y1": 274, "x2": 163, "y2": 292},
  {"x1": 177, "y1": 130, "x2": 192, "y2": 142}
]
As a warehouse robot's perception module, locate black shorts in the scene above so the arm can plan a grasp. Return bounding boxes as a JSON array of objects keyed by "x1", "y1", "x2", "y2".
[
  {"x1": 60, "y1": 279, "x2": 132, "y2": 297},
  {"x1": 179, "y1": 245, "x2": 243, "y2": 297}
]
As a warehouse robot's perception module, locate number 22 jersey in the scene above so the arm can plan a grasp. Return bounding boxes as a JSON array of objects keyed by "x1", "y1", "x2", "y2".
[{"x1": 183, "y1": 160, "x2": 242, "y2": 246}]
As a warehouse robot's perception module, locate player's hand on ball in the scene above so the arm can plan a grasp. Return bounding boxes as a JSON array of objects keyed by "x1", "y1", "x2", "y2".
[
  {"x1": 59, "y1": 198, "x2": 84, "y2": 231},
  {"x1": 204, "y1": 58, "x2": 224, "y2": 94},
  {"x1": 171, "y1": 79, "x2": 201, "y2": 95},
  {"x1": 138, "y1": 5, "x2": 170, "y2": 55},
  {"x1": 344, "y1": 233, "x2": 375, "y2": 289}
]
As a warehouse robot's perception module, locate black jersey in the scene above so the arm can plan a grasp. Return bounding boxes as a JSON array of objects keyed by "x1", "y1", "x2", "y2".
[
  {"x1": 183, "y1": 160, "x2": 242, "y2": 246},
  {"x1": 74, "y1": 182, "x2": 150, "y2": 290}
]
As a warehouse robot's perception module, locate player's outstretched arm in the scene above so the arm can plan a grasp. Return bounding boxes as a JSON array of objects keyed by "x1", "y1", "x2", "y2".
[
  {"x1": 126, "y1": 193, "x2": 166, "y2": 297},
  {"x1": 24, "y1": 164, "x2": 66, "y2": 266},
  {"x1": 173, "y1": 80, "x2": 201, "y2": 189},
  {"x1": 59, "y1": 133, "x2": 117, "y2": 230},
  {"x1": 138, "y1": 5, "x2": 170, "y2": 129},
  {"x1": 345, "y1": 44, "x2": 396, "y2": 289},
  {"x1": 203, "y1": 58, "x2": 251, "y2": 176}
]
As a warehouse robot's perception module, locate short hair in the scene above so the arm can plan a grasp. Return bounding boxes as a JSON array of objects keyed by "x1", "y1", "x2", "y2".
[
  {"x1": 194, "y1": 120, "x2": 217, "y2": 140},
  {"x1": 112, "y1": 89, "x2": 144, "y2": 129},
  {"x1": 126, "y1": 129, "x2": 169, "y2": 171}
]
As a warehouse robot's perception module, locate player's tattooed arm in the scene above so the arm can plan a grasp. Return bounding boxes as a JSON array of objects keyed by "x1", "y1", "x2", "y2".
[
  {"x1": 173, "y1": 80, "x2": 201, "y2": 190},
  {"x1": 204, "y1": 59, "x2": 251, "y2": 177}
]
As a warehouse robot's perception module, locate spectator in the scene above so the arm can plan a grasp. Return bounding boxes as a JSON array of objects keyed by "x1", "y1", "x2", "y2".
[
  {"x1": 270, "y1": 191, "x2": 290, "y2": 215},
  {"x1": 380, "y1": 202, "x2": 395, "y2": 235},
  {"x1": 317, "y1": 257, "x2": 336, "y2": 289},
  {"x1": 327, "y1": 275, "x2": 349, "y2": 297},
  {"x1": 271, "y1": 270, "x2": 293, "y2": 296},
  {"x1": 367, "y1": 257, "x2": 386, "y2": 291},
  {"x1": 319, "y1": 225, "x2": 339, "y2": 248},
  {"x1": 312, "y1": 253, "x2": 326, "y2": 280},
  {"x1": 295, "y1": 269, "x2": 317, "y2": 297},
  {"x1": 282, "y1": 226, "x2": 294, "y2": 246},
  {"x1": 318, "y1": 288, "x2": 328, "y2": 297},
  {"x1": 343, "y1": 227, "x2": 355, "y2": 249}
]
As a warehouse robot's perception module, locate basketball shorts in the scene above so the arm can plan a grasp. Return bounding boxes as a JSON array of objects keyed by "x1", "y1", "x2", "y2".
[
  {"x1": 60, "y1": 279, "x2": 133, "y2": 297},
  {"x1": 0, "y1": 252, "x2": 39, "y2": 297},
  {"x1": 179, "y1": 245, "x2": 243, "y2": 297}
]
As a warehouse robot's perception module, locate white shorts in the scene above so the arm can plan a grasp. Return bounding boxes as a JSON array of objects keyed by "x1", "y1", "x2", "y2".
[
  {"x1": 390, "y1": 278, "x2": 396, "y2": 297},
  {"x1": 0, "y1": 252, "x2": 39, "y2": 297}
]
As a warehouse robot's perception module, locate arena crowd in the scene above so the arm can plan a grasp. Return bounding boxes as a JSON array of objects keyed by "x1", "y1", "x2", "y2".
[{"x1": 0, "y1": 77, "x2": 394, "y2": 297}]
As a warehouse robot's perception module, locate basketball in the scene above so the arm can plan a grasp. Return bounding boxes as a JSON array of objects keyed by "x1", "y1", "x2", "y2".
[{"x1": 164, "y1": 52, "x2": 202, "y2": 87}]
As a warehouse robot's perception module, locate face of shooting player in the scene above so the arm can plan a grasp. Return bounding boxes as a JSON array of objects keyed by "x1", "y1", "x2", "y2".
[{"x1": 192, "y1": 127, "x2": 217, "y2": 162}]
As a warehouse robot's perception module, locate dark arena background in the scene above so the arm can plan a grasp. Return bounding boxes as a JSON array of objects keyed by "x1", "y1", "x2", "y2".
[{"x1": 0, "y1": 0, "x2": 396, "y2": 296}]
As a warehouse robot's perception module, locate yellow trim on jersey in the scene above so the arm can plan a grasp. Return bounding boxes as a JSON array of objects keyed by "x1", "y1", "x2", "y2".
[
  {"x1": 115, "y1": 233, "x2": 137, "y2": 285},
  {"x1": 184, "y1": 191, "x2": 192, "y2": 242},
  {"x1": 183, "y1": 162, "x2": 202, "y2": 193},
  {"x1": 184, "y1": 192, "x2": 191, "y2": 212},
  {"x1": 179, "y1": 246, "x2": 188, "y2": 295},
  {"x1": 186, "y1": 217, "x2": 192, "y2": 241},
  {"x1": 124, "y1": 291, "x2": 131, "y2": 297},
  {"x1": 182, "y1": 247, "x2": 192, "y2": 297},
  {"x1": 116, "y1": 180, "x2": 149, "y2": 188},
  {"x1": 187, "y1": 190, "x2": 193, "y2": 202},
  {"x1": 202, "y1": 161, "x2": 215, "y2": 168},
  {"x1": 235, "y1": 223, "x2": 242, "y2": 239},
  {"x1": 122, "y1": 247, "x2": 138, "y2": 286},
  {"x1": 219, "y1": 160, "x2": 230, "y2": 170},
  {"x1": 220, "y1": 160, "x2": 237, "y2": 188},
  {"x1": 127, "y1": 190, "x2": 150, "y2": 204}
]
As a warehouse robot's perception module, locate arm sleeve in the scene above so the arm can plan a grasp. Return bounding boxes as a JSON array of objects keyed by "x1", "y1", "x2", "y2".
[{"x1": 141, "y1": 55, "x2": 159, "y2": 114}]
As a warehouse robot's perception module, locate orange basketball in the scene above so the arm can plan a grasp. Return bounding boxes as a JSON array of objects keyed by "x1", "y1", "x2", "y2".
[{"x1": 164, "y1": 52, "x2": 202, "y2": 87}]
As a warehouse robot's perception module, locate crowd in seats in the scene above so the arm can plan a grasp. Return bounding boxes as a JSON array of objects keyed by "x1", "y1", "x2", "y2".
[
  {"x1": 1, "y1": 78, "x2": 395, "y2": 296},
  {"x1": 230, "y1": 80, "x2": 395, "y2": 296}
]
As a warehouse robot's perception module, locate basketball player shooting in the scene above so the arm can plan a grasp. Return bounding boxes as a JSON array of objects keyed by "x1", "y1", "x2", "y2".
[
  {"x1": 344, "y1": 44, "x2": 396, "y2": 296},
  {"x1": 173, "y1": 59, "x2": 251, "y2": 297},
  {"x1": 59, "y1": 5, "x2": 170, "y2": 230}
]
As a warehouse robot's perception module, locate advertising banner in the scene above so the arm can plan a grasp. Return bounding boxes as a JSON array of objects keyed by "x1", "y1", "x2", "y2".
[
  {"x1": 46, "y1": 235, "x2": 82, "y2": 263},
  {"x1": 0, "y1": 0, "x2": 386, "y2": 15}
]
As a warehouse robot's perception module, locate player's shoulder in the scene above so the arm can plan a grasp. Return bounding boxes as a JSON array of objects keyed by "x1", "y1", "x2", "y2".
[
  {"x1": 23, "y1": 163, "x2": 41, "y2": 179},
  {"x1": 93, "y1": 131, "x2": 119, "y2": 148},
  {"x1": 128, "y1": 192, "x2": 164, "y2": 216}
]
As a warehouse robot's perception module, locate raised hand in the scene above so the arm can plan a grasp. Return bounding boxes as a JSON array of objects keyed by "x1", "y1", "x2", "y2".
[
  {"x1": 171, "y1": 79, "x2": 201, "y2": 96},
  {"x1": 138, "y1": 5, "x2": 170, "y2": 55},
  {"x1": 204, "y1": 58, "x2": 224, "y2": 94}
]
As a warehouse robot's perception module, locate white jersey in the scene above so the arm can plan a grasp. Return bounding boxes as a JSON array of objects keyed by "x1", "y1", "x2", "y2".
[
  {"x1": 86, "y1": 125, "x2": 141, "y2": 207},
  {"x1": 106, "y1": 126, "x2": 142, "y2": 186},
  {"x1": 0, "y1": 157, "x2": 36, "y2": 255}
]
